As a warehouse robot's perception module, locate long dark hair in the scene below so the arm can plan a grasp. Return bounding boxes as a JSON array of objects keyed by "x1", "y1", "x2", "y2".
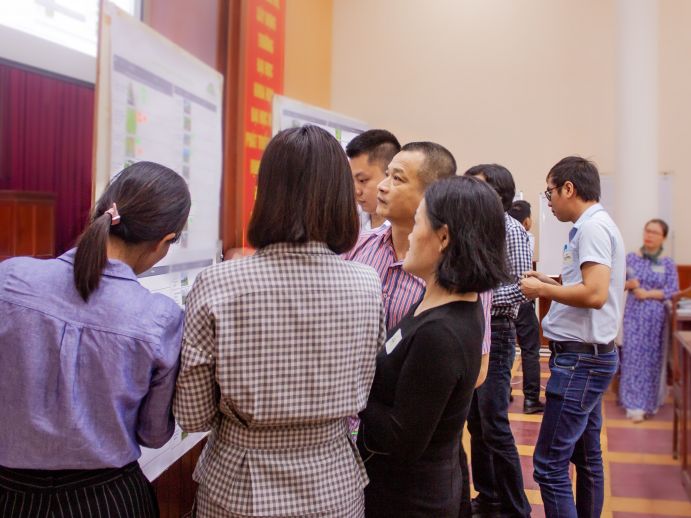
[
  {"x1": 74, "y1": 161, "x2": 191, "y2": 301},
  {"x1": 247, "y1": 125, "x2": 359, "y2": 253},
  {"x1": 424, "y1": 176, "x2": 509, "y2": 293}
]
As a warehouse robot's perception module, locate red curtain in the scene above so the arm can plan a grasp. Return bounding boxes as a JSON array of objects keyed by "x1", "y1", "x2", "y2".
[{"x1": 0, "y1": 60, "x2": 94, "y2": 255}]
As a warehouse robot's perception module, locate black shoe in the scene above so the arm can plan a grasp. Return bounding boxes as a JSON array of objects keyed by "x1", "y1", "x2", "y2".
[
  {"x1": 471, "y1": 498, "x2": 503, "y2": 518},
  {"x1": 523, "y1": 399, "x2": 545, "y2": 414}
]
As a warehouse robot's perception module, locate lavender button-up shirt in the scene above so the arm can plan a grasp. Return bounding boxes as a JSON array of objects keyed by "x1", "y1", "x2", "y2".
[{"x1": 0, "y1": 249, "x2": 183, "y2": 469}]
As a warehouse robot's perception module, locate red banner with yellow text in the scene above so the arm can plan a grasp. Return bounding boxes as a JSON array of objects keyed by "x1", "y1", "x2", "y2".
[{"x1": 238, "y1": 0, "x2": 284, "y2": 247}]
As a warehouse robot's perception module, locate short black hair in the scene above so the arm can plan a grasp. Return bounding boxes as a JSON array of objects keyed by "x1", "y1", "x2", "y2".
[
  {"x1": 508, "y1": 200, "x2": 531, "y2": 224},
  {"x1": 646, "y1": 218, "x2": 669, "y2": 238},
  {"x1": 248, "y1": 125, "x2": 359, "y2": 253},
  {"x1": 345, "y1": 129, "x2": 400, "y2": 169},
  {"x1": 424, "y1": 176, "x2": 509, "y2": 293},
  {"x1": 547, "y1": 156, "x2": 600, "y2": 202},
  {"x1": 464, "y1": 164, "x2": 515, "y2": 211},
  {"x1": 400, "y1": 141, "x2": 457, "y2": 186}
]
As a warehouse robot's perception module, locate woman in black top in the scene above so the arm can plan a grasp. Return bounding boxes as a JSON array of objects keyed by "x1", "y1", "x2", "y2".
[{"x1": 358, "y1": 176, "x2": 508, "y2": 517}]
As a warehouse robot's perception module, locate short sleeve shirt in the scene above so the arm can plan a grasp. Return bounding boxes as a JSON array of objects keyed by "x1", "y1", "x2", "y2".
[{"x1": 542, "y1": 204, "x2": 626, "y2": 344}]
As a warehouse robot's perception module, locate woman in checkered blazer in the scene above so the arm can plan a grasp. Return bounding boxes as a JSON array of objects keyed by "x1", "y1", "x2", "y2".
[{"x1": 174, "y1": 125, "x2": 386, "y2": 517}]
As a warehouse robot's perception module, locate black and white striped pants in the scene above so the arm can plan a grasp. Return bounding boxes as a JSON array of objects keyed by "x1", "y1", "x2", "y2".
[{"x1": 0, "y1": 461, "x2": 158, "y2": 518}]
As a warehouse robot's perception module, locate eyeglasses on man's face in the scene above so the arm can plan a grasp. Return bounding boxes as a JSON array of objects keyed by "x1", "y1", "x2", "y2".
[{"x1": 544, "y1": 186, "x2": 558, "y2": 201}]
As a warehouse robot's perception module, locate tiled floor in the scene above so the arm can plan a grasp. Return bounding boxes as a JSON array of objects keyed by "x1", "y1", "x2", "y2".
[{"x1": 463, "y1": 356, "x2": 691, "y2": 518}]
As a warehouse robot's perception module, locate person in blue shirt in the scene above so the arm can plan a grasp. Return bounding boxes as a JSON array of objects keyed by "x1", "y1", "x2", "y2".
[
  {"x1": 521, "y1": 156, "x2": 625, "y2": 518},
  {"x1": 0, "y1": 161, "x2": 190, "y2": 518}
]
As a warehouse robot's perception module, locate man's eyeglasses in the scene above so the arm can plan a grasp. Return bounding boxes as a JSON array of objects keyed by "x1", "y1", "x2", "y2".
[{"x1": 544, "y1": 186, "x2": 558, "y2": 201}]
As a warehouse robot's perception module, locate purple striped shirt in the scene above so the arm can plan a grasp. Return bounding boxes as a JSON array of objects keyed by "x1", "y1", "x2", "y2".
[{"x1": 345, "y1": 226, "x2": 492, "y2": 354}]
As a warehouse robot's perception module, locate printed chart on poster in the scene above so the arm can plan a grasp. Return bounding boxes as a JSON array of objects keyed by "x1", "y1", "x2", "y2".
[
  {"x1": 272, "y1": 95, "x2": 368, "y2": 150},
  {"x1": 95, "y1": 1, "x2": 222, "y2": 480}
]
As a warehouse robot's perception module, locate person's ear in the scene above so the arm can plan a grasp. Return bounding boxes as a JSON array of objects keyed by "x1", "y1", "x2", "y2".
[
  {"x1": 524, "y1": 216, "x2": 532, "y2": 231},
  {"x1": 153, "y1": 232, "x2": 177, "y2": 254},
  {"x1": 437, "y1": 224, "x2": 449, "y2": 252},
  {"x1": 562, "y1": 181, "x2": 575, "y2": 198}
]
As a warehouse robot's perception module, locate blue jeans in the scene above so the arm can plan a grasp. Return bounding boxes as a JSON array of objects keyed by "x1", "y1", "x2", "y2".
[
  {"x1": 468, "y1": 317, "x2": 531, "y2": 517},
  {"x1": 533, "y1": 350, "x2": 618, "y2": 518}
]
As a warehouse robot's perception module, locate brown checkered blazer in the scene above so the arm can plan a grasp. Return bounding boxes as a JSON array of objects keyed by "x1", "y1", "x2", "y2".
[{"x1": 173, "y1": 242, "x2": 385, "y2": 516}]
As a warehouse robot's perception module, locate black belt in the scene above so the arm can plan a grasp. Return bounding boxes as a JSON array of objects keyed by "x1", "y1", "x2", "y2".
[{"x1": 549, "y1": 340, "x2": 615, "y2": 355}]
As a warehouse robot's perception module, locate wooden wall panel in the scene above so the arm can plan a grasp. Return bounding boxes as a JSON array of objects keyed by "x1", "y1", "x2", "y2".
[
  {"x1": 0, "y1": 204, "x2": 12, "y2": 255},
  {"x1": 678, "y1": 264, "x2": 691, "y2": 291},
  {"x1": 0, "y1": 191, "x2": 55, "y2": 260}
]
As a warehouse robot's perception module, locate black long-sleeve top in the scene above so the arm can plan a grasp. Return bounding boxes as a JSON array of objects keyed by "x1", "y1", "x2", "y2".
[{"x1": 358, "y1": 298, "x2": 483, "y2": 465}]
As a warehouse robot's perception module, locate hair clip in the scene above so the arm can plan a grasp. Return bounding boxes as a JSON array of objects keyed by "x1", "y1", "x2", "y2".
[{"x1": 105, "y1": 203, "x2": 121, "y2": 225}]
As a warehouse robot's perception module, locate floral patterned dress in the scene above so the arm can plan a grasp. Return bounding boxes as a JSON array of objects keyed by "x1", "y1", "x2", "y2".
[{"x1": 619, "y1": 253, "x2": 679, "y2": 413}]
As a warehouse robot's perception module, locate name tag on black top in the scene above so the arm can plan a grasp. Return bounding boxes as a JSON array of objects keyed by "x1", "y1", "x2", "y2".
[{"x1": 385, "y1": 329, "x2": 403, "y2": 354}]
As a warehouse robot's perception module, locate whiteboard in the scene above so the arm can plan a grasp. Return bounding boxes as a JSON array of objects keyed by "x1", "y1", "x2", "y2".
[
  {"x1": 272, "y1": 95, "x2": 368, "y2": 149},
  {"x1": 95, "y1": 1, "x2": 221, "y2": 480},
  {"x1": 537, "y1": 192, "x2": 571, "y2": 276}
]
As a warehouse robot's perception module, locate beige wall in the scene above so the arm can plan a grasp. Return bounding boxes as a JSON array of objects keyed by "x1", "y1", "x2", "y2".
[
  {"x1": 330, "y1": 0, "x2": 691, "y2": 264},
  {"x1": 331, "y1": 0, "x2": 617, "y2": 262},
  {"x1": 284, "y1": 0, "x2": 333, "y2": 108},
  {"x1": 659, "y1": 0, "x2": 691, "y2": 263}
]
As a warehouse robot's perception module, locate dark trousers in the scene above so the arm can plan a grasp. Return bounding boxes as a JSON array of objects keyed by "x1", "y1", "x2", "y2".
[
  {"x1": 533, "y1": 350, "x2": 618, "y2": 518},
  {"x1": 0, "y1": 461, "x2": 158, "y2": 518},
  {"x1": 514, "y1": 301, "x2": 541, "y2": 402},
  {"x1": 467, "y1": 317, "x2": 531, "y2": 517}
]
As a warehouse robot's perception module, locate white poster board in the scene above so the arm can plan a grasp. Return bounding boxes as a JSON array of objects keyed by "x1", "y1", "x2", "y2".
[
  {"x1": 272, "y1": 95, "x2": 367, "y2": 148},
  {"x1": 95, "y1": 2, "x2": 222, "y2": 480}
]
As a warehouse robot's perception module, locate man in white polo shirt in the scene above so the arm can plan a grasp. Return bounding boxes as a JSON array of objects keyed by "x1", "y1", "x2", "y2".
[{"x1": 520, "y1": 156, "x2": 625, "y2": 518}]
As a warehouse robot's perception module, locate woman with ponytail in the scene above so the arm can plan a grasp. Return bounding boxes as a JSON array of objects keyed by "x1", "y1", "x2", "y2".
[{"x1": 0, "y1": 161, "x2": 191, "y2": 517}]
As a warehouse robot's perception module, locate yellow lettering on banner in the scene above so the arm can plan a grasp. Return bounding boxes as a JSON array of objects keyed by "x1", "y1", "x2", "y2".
[
  {"x1": 266, "y1": 0, "x2": 279, "y2": 9},
  {"x1": 251, "y1": 108, "x2": 271, "y2": 127},
  {"x1": 258, "y1": 33, "x2": 274, "y2": 54},
  {"x1": 256, "y1": 7, "x2": 276, "y2": 30},
  {"x1": 265, "y1": 12, "x2": 276, "y2": 30},
  {"x1": 258, "y1": 135, "x2": 269, "y2": 151},
  {"x1": 256, "y1": 58, "x2": 274, "y2": 79},
  {"x1": 250, "y1": 159, "x2": 260, "y2": 175},
  {"x1": 253, "y1": 82, "x2": 266, "y2": 100},
  {"x1": 253, "y1": 82, "x2": 274, "y2": 102},
  {"x1": 245, "y1": 132, "x2": 258, "y2": 149}
]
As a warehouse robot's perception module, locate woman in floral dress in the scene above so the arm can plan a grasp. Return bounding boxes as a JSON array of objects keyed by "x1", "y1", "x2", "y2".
[{"x1": 620, "y1": 219, "x2": 679, "y2": 422}]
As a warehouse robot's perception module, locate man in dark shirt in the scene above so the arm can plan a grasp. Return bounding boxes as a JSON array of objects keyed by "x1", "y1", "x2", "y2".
[
  {"x1": 464, "y1": 165, "x2": 532, "y2": 518},
  {"x1": 508, "y1": 200, "x2": 545, "y2": 414}
]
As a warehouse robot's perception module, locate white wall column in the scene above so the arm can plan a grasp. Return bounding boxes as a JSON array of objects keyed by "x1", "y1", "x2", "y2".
[{"x1": 616, "y1": 0, "x2": 659, "y2": 251}]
